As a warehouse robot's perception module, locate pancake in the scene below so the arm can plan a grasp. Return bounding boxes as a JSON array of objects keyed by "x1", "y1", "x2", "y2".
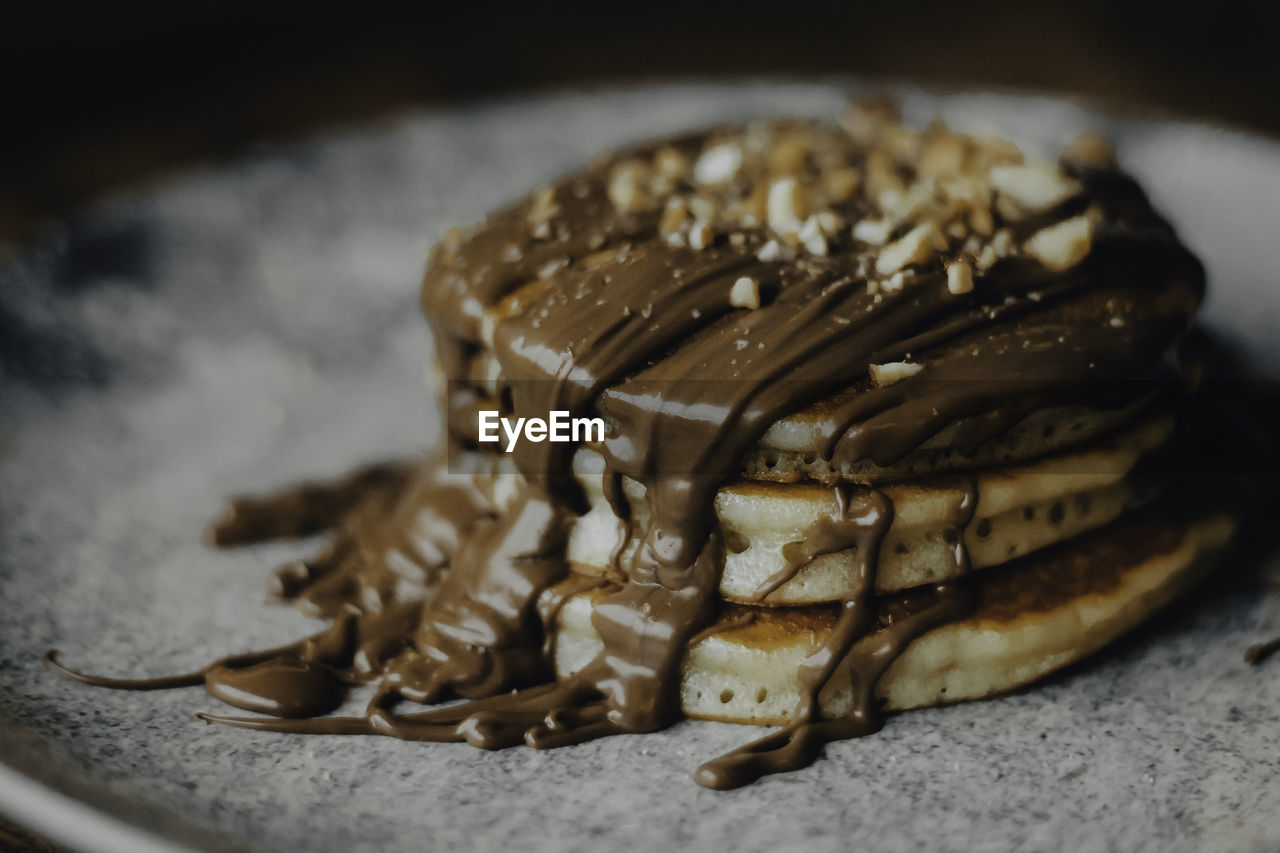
[
  {"x1": 47, "y1": 101, "x2": 1233, "y2": 791},
  {"x1": 550, "y1": 505, "x2": 1236, "y2": 724},
  {"x1": 568, "y1": 409, "x2": 1172, "y2": 602}
]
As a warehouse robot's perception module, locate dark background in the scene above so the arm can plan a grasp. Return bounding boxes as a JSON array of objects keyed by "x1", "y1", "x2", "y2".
[{"x1": 2, "y1": 0, "x2": 1279, "y2": 248}]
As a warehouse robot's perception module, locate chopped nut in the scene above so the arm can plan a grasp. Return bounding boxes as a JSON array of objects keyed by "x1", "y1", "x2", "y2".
[
  {"x1": 882, "y1": 271, "x2": 907, "y2": 292},
  {"x1": 939, "y1": 176, "x2": 986, "y2": 206},
  {"x1": 441, "y1": 225, "x2": 465, "y2": 254},
  {"x1": 976, "y1": 244, "x2": 999, "y2": 270},
  {"x1": 526, "y1": 185, "x2": 561, "y2": 238},
  {"x1": 659, "y1": 197, "x2": 691, "y2": 235},
  {"x1": 694, "y1": 141, "x2": 744, "y2": 186},
  {"x1": 757, "y1": 239, "x2": 783, "y2": 262},
  {"x1": 531, "y1": 185, "x2": 558, "y2": 212},
  {"x1": 967, "y1": 205, "x2": 995, "y2": 237},
  {"x1": 687, "y1": 195, "x2": 717, "y2": 223},
  {"x1": 730, "y1": 276, "x2": 761, "y2": 309},
  {"x1": 869, "y1": 361, "x2": 923, "y2": 387},
  {"x1": 946, "y1": 259, "x2": 974, "y2": 294},
  {"x1": 881, "y1": 125, "x2": 924, "y2": 164},
  {"x1": 972, "y1": 133, "x2": 1025, "y2": 168},
  {"x1": 920, "y1": 133, "x2": 968, "y2": 177},
  {"x1": 815, "y1": 210, "x2": 843, "y2": 232},
  {"x1": 607, "y1": 160, "x2": 652, "y2": 214},
  {"x1": 767, "y1": 177, "x2": 808, "y2": 236},
  {"x1": 876, "y1": 222, "x2": 945, "y2": 276},
  {"x1": 729, "y1": 182, "x2": 768, "y2": 228},
  {"x1": 883, "y1": 180, "x2": 937, "y2": 225},
  {"x1": 865, "y1": 150, "x2": 905, "y2": 206},
  {"x1": 1061, "y1": 132, "x2": 1117, "y2": 170},
  {"x1": 823, "y1": 167, "x2": 861, "y2": 203},
  {"x1": 990, "y1": 228, "x2": 1014, "y2": 257},
  {"x1": 988, "y1": 163, "x2": 1079, "y2": 213},
  {"x1": 654, "y1": 146, "x2": 692, "y2": 178},
  {"x1": 769, "y1": 132, "x2": 810, "y2": 174},
  {"x1": 798, "y1": 215, "x2": 829, "y2": 255},
  {"x1": 1023, "y1": 214, "x2": 1095, "y2": 271},
  {"x1": 852, "y1": 218, "x2": 894, "y2": 246},
  {"x1": 841, "y1": 99, "x2": 898, "y2": 145},
  {"x1": 689, "y1": 222, "x2": 714, "y2": 251}
]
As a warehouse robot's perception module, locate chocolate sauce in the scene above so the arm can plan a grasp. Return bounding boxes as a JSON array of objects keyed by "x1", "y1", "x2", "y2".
[
  {"x1": 1245, "y1": 637, "x2": 1280, "y2": 666},
  {"x1": 47, "y1": 115, "x2": 1210, "y2": 788}
]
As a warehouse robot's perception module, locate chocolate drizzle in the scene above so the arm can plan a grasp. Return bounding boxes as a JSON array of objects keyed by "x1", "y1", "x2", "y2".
[
  {"x1": 1245, "y1": 637, "x2": 1280, "y2": 666},
  {"x1": 47, "y1": 115, "x2": 1209, "y2": 787}
]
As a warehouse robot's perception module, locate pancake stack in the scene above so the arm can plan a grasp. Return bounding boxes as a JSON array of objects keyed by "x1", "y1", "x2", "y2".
[
  {"x1": 50, "y1": 103, "x2": 1236, "y2": 789},
  {"x1": 405, "y1": 104, "x2": 1233, "y2": 786}
]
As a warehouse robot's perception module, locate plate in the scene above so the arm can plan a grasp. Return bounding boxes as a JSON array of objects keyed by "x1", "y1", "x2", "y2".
[{"x1": 2, "y1": 82, "x2": 1278, "y2": 852}]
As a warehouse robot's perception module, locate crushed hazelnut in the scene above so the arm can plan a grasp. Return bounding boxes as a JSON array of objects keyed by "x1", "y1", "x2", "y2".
[
  {"x1": 823, "y1": 167, "x2": 861, "y2": 203},
  {"x1": 920, "y1": 133, "x2": 968, "y2": 178},
  {"x1": 1061, "y1": 132, "x2": 1117, "y2": 170},
  {"x1": 881, "y1": 126, "x2": 923, "y2": 164},
  {"x1": 876, "y1": 222, "x2": 946, "y2": 276},
  {"x1": 607, "y1": 160, "x2": 652, "y2": 214},
  {"x1": 976, "y1": 244, "x2": 998, "y2": 270},
  {"x1": 967, "y1": 205, "x2": 995, "y2": 237},
  {"x1": 852, "y1": 218, "x2": 893, "y2": 246},
  {"x1": 689, "y1": 222, "x2": 714, "y2": 251},
  {"x1": 946, "y1": 259, "x2": 975, "y2": 294},
  {"x1": 988, "y1": 163, "x2": 1079, "y2": 214},
  {"x1": 730, "y1": 276, "x2": 761, "y2": 309},
  {"x1": 767, "y1": 177, "x2": 808, "y2": 236},
  {"x1": 971, "y1": 133, "x2": 1025, "y2": 169},
  {"x1": 869, "y1": 361, "x2": 924, "y2": 387},
  {"x1": 768, "y1": 132, "x2": 810, "y2": 174},
  {"x1": 1024, "y1": 214, "x2": 1095, "y2": 271},
  {"x1": 757, "y1": 239, "x2": 783, "y2": 262},
  {"x1": 798, "y1": 215, "x2": 829, "y2": 255},
  {"x1": 659, "y1": 197, "x2": 691, "y2": 235},
  {"x1": 654, "y1": 146, "x2": 691, "y2": 178},
  {"x1": 694, "y1": 142, "x2": 744, "y2": 186},
  {"x1": 841, "y1": 99, "x2": 898, "y2": 145},
  {"x1": 687, "y1": 196, "x2": 717, "y2": 223},
  {"x1": 865, "y1": 150, "x2": 905, "y2": 207},
  {"x1": 990, "y1": 228, "x2": 1014, "y2": 257},
  {"x1": 442, "y1": 225, "x2": 464, "y2": 252},
  {"x1": 526, "y1": 185, "x2": 561, "y2": 239}
]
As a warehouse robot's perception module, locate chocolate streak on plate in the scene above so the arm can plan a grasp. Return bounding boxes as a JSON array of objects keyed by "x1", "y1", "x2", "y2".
[
  {"x1": 1245, "y1": 637, "x2": 1280, "y2": 666},
  {"x1": 47, "y1": 121, "x2": 1205, "y2": 787}
]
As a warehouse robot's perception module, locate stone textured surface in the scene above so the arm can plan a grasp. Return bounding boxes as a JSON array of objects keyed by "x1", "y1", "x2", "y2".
[{"x1": 0, "y1": 83, "x2": 1278, "y2": 852}]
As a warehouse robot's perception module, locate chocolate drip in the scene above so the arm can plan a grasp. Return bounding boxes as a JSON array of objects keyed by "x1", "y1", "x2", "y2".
[
  {"x1": 695, "y1": 580, "x2": 975, "y2": 789},
  {"x1": 1245, "y1": 637, "x2": 1280, "y2": 666},
  {"x1": 48, "y1": 118, "x2": 1208, "y2": 787},
  {"x1": 207, "y1": 462, "x2": 414, "y2": 547}
]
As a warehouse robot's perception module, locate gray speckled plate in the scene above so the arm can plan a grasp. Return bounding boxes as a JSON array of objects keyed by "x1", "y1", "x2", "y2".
[{"x1": 1, "y1": 82, "x2": 1278, "y2": 853}]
